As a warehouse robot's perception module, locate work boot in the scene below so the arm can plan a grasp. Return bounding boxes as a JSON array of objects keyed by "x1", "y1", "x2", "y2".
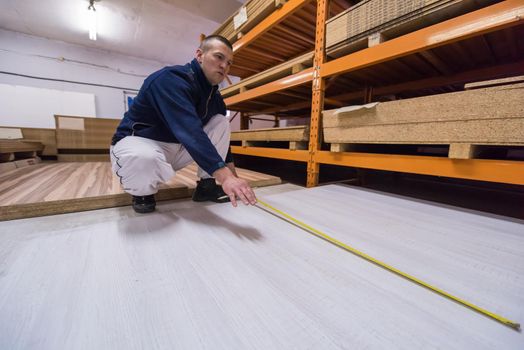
[
  {"x1": 132, "y1": 194, "x2": 156, "y2": 213},
  {"x1": 192, "y1": 178, "x2": 230, "y2": 203}
]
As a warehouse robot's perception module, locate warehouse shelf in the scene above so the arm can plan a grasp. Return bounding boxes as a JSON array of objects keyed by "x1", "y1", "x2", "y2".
[
  {"x1": 229, "y1": 0, "x2": 351, "y2": 78},
  {"x1": 232, "y1": 146, "x2": 524, "y2": 186},
  {"x1": 321, "y1": 1, "x2": 524, "y2": 78},
  {"x1": 222, "y1": 0, "x2": 524, "y2": 186},
  {"x1": 227, "y1": 2, "x2": 524, "y2": 109}
]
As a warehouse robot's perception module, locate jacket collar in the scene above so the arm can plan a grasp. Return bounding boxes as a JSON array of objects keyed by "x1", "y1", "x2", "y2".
[{"x1": 190, "y1": 58, "x2": 215, "y2": 96}]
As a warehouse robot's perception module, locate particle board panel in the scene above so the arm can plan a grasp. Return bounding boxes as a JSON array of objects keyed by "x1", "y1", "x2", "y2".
[
  {"x1": 465, "y1": 75, "x2": 524, "y2": 90},
  {"x1": 326, "y1": 0, "x2": 499, "y2": 57},
  {"x1": 0, "y1": 162, "x2": 281, "y2": 221},
  {"x1": 0, "y1": 184, "x2": 522, "y2": 349},
  {"x1": 220, "y1": 51, "x2": 313, "y2": 98},
  {"x1": 231, "y1": 125, "x2": 309, "y2": 142},
  {"x1": 213, "y1": 0, "x2": 282, "y2": 44},
  {"x1": 323, "y1": 82, "x2": 524, "y2": 145}
]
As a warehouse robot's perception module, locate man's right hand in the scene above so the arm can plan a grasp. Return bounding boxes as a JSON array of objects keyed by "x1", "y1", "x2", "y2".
[{"x1": 213, "y1": 167, "x2": 257, "y2": 207}]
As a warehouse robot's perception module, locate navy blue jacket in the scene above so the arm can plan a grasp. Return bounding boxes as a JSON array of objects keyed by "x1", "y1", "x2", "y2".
[{"x1": 112, "y1": 58, "x2": 232, "y2": 176}]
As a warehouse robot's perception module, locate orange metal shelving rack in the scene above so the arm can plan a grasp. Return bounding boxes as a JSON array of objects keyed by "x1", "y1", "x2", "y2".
[{"x1": 224, "y1": 0, "x2": 524, "y2": 187}]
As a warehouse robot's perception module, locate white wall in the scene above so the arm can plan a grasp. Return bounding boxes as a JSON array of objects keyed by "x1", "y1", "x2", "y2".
[
  {"x1": 0, "y1": 29, "x2": 304, "y2": 132},
  {"x1": 0, "y1": 84, "x2": 96, "y2": 128},
  {"x1": 0, "y1": 29, "x2": 167, "y2": 126}
]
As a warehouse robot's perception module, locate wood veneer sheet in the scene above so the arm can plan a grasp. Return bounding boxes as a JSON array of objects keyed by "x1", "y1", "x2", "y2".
[{"x1": 0, "y1": 184, "x2": 523, "y2": 349}]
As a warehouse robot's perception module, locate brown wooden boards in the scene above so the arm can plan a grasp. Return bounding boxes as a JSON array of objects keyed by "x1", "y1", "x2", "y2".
[
  {"x1": 326, "y1": 0, "x2": 499, "y2": 57},
  {"x1": 231, "y1": 125, "x2": 309, "y2": 142},
  {"x1": 322, "y1": 82, "x2": 524, "y2": 158},
  {"x1": 231, "y1": 125, "x2": 309, "y2": 150},
  {"x1": 220, "y1": 52, "x2": 313, "y2": 98},
  {"x1": 0, "y1": 162, "x2": 281, "y2": 221},
  {"x1": 213, "y1": 0, "x2": 286, "y2": 44},
  {"x1": 54, "y1": 115, "x2": 120, "y2": 162}
]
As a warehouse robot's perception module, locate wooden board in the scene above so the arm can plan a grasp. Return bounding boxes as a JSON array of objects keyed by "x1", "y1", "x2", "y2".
[
  {"x1": 0, "y1": 126, "x2": 58, "y2": 156},
  {"x1": 55, "y1": 115, "x2": 120, "y2": 150},
  {"x1": 231, "y1": 125, "x2": 309, "y2": 142},
  {"x1": 18, "y1": 127, "x2": 58, "y2": 156},
  {"x1": 465, "y1": 75, "x2": 524, "y2": 90},
  {"x1": 323, "y1": 83, "x2": 524, "y2": 151},
  {"x1": 213, "y1": 0, "x2": 285, "y2": 44},
  {"x1": 0, "y1": 139, "x2": 44, "y2": 154},
  {"x1": 57, "y1": 154, "x2": 111, "y2": 162},
  {"x1": 220, "y1": 52, "x2": 313, "y2": 98},
  {"x1": 0, "y1": 184, "x2": 522, "y2": 348},
  {"x1": 0, "y1": 162, "x2": 281, "y2": 221},
  {"x1": 326, "y1": 0, "x2": 498, "y2": 57}
]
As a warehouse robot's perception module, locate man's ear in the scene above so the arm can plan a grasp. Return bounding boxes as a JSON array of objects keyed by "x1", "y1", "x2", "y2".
[{"x1": 195, "y1": 48, "x2": 203, "y2": 64}]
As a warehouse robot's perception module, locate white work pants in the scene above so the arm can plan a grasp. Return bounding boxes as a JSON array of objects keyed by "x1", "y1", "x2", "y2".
[{"x1": 110, "y1": 114, "x2": 230, "y2": 196}]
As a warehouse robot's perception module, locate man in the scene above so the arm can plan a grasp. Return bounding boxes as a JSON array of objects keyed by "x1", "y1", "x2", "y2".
[{"x1": 110, "y1": 35, "x2": 257, "y2": 213}]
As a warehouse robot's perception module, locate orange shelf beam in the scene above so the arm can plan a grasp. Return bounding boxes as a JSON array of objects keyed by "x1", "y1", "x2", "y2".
[
  {"x1": 321, "y1": 0, "x2": 524, "y2": 78},
  {"x1": 225, "y1": 68, "x2": 314, "y2": 106},
  {"x1": 231, "y1": 146, "x2": 309, "y2": 162},
  {"x1": 315, "y1": 151, "x2": 524, "y2": 185},
  {"x1": 233, "y1": 0, "x2": 311, "y2": 53}
]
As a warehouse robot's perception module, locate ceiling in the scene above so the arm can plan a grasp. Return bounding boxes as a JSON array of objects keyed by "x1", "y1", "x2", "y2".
[{"x1": 0, "y1": 0, "x2": 246, "y2": 64}]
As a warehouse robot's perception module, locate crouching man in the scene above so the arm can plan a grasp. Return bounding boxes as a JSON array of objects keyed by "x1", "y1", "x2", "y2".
[{"x1": 110, "y1": 35, "x2": 256, "y2": 213}]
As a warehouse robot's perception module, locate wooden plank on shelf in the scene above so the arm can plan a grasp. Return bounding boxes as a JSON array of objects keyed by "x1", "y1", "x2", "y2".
[
  {"x1": 465, "y1": 75, "x2": 524, "y2": 90},
  {"x1": 221, "y1": 51, "x2": 313, "y2": 98},
  {"x1": 213, "y1": 0, "x2": 285, "y2": 44},
  {"x1": 231, "y1": 125, "x2": 309, "y2": 142},
  {"x1": 323, "y1": 82, "x2": 524, "y2": 153},
  {"x1": 448, "y1": 143, "x2": 479, "y2": 160},
  {"x1": 326, "y1": 0, "x2": 499, "y2": 57}
]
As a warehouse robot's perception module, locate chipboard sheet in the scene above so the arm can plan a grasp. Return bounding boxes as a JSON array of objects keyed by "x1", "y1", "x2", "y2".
[{"x1": 0, "y1": 184, "x2": 523, "y2": 349}]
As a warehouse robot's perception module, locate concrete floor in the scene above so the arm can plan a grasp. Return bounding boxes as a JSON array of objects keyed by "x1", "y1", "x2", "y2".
[{"x1": 0, "y1": 184, "x2": 523, "y2": 349}]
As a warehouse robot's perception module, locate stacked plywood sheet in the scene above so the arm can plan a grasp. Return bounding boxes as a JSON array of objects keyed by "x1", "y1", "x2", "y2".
[
  {"x1": 55, "y1": 115, "x2": 120, "y2": 162},
  {"x1": 213, "y1": 0, "x2": 287, "y2": 44},
  {"x1": 326, "y1": 0, "x2": 498, "y2": 56},
  {"x1": 0, "y1": 126, "x2": 57, "y2": 156},
  {"x1": 231, "y1": 125, "x2": 309, "y2": 150},
  {"x1": 322, "y1": 81, "x2": 524, "y2": 159},
  {"x1": 220, "y1": 52, "x2": 313, "y2": 98},
  {"x1": 0, "y1": 127, "x2": 45, "y2": 172}
]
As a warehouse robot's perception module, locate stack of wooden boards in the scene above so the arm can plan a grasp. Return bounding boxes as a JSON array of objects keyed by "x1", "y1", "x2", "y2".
[
  {"x1": 221, "y1": 0, "x2": 499, "y2": 98},
  {"x1": 322, "y1": 78, "x2": 524, "y2": 159},
  {"x1": 0, "y1": 127, "x2": 49, "y2": 172},
  {"x1": 54, "y1": 115, "x2": 119, "y2": 162},
  {"x1": 231, "y1": 125, "x2": 310, "y2": 150},
  {"x1": 0, "y1": 115, "x2": 119, "y2": 168},
  {"x1": 326, "y1": 0, "x2": 499, "y2": 56},
  {"x1": 213, "y1": 0, "x2": 288, "y2": 44}
]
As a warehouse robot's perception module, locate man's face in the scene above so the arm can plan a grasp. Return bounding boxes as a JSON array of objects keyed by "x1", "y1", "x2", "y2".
[{"x1": 195, "y1": 40, "x2": 233, "y2": 86}]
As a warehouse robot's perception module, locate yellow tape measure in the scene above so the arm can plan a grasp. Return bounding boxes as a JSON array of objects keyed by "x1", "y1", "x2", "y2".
[{"x1": 255, "y1": 199, "x2": 521, "y2": 331}]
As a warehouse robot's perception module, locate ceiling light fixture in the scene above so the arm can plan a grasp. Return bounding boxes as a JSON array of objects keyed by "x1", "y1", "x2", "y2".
[{"x1": 87, "y1": 0, "x2": 99, "y2": 41}]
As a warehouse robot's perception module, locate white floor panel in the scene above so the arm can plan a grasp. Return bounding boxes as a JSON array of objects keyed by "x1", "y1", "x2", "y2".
[{"x1": 0, "y1": 184, "x2": 522, "y2": 349}]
